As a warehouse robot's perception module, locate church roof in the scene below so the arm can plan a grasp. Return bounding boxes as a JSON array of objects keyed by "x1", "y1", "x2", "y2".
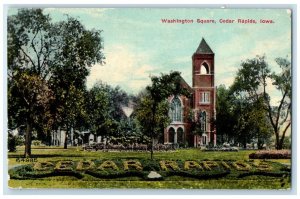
[
  {"x1": 195, "y1": 38, "x2": 214, "y2": 54},
  {"x1": 179, "y1": 76, "x2": 193, "y2": 93}
]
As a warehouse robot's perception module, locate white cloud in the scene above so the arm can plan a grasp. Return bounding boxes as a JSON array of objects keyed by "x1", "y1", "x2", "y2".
[
  {"x1": 171, "y1": 56, "x2": 191, "y2": 64},
  {"x1": 216, "y1": 76, "x2": 235, "y2": 88},
  {"x1": 213, "y1": 30, "x2": 290, "y2": 106},
  {"x1": 248, "y1": 34, "x2": 291, "y2": 60},
  {"x1": 86, "y1": 45, "x2": 154, "y2": 94},
  {"x1": 44, "y1": 8, "x2": 112, "y2": 18}
]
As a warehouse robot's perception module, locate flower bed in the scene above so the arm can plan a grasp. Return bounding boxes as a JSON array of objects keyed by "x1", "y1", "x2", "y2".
[
  {"x1": 249, "y1": 150, "x2": 291, "y2": 159},
  {"x1": 9, "y1": 159, "x2": 290, "y2": 181},
  {"x1": 9, "y1": 164, "x2": 84, "y2": 180}
]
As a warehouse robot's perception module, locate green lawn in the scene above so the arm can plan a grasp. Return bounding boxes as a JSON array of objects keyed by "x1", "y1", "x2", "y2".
[
  {"x1": 8, "y1": 178, "x2": 290, "y2": 189},
  {"x1": 8, "y1": 146, "x2": 255, "y2": 163},
  {"x1": 7, "y1": 146, "x2": 291, "y2": 189}
]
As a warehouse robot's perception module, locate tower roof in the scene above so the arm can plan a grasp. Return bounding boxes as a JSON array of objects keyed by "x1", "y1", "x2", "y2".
[{"x1": 195, "y1": 38, "x2": 214, "y2": 54}]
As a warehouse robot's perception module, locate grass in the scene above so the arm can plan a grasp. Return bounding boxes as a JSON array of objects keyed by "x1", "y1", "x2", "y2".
[
  {"x1": 7, "y1": 146, "x2": 291, "y2": 189},
  {"x1": 8, "y1": 178, "x2": 290, "y2": 189},
  {"x1": 8, "y1": 147, "x2": 253, "y2": 167}
]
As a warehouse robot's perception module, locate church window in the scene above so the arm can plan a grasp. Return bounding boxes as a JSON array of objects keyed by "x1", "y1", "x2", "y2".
[
  {"x1": 200, "y1": 92, "x2": 210, "y2": 103},
  {"x1": 200, "y1": 111, "x2": 207, "y2": 132},
  {"x1": 200, "y1": 62, "x2": 209, "y2": 74},
  {"x1": 170, "y1": 96, "x2": 182, "y2": 122},
  {"x1": 168, "y1": 127, "x2": 175, "y2": 143},
  {"x1": 203, "y1": 136, "x2": 207, "y2": 145}
]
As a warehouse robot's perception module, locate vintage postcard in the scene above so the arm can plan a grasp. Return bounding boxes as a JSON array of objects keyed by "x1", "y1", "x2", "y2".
[{"x1": 6, "y1": 7, "x2": 292, "y2": 190}]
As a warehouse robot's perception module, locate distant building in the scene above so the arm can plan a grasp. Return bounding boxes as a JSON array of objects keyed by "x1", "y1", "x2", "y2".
[{"x1": 164, "y1": 38, "x2": 217, "y2": 147}]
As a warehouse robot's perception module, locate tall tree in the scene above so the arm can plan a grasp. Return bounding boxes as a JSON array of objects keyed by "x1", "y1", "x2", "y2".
[
  {"x1": 8, "y1": 73, "x2": 54, "y2": 156},
  {"x1": 86, "y1": 83, "x2": 110, "y2": 141},
  {"x1": 8, "y1": 9, "x2": 57, "y2": 156},
  {"x1": 86, "y1": 82, "x2": 129, "y2": 143},
  {"x1": 229, "y1": 94, "x2": 272, "y2": 148},
  {"x1": 135, "y1": 91, "x2": 170, "y2": 146},
  {"x1": 215, "y1": 85, "x2": 236, "y2": 144},
  {"x1": 267, "y1": 58, "x2": 291, "y2": 149},
  {"x1": 136, "y1": 71, "x2": 191, "y2": 159},
  {"x1": 231, "y1": 56, "x2": 291, "y2": 149},
  {"x1": 49, "y1": 16, "x2": 104, "y2": 149},
  {"x1": 249, "y1": 98, "x2": 273, "y2": 149},
  {"x1": 7, "y1": 9, "x2": 104, "y2": 155}
]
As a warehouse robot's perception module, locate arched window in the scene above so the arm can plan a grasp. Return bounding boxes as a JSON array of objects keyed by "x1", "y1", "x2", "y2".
[
  {"x1": 177, "y1": 127, "x2": 184, "y2": 143},
  {"x1": 200, "y1": 62, "x2": 209, "y2": 74},
  {"x1": 170, "y1": 96, "x2": 182, "y2": 122},
  {"x1": 168, "y1": 127, "x2": 175, "y2": 143},
  {"x1": 200, "y1": 111, "x2": 207, "y2": 132}
]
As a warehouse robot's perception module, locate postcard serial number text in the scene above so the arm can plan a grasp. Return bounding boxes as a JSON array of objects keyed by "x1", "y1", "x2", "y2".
[{"x1": 16, "y1": 157, "x2": 38, "y2": 163}]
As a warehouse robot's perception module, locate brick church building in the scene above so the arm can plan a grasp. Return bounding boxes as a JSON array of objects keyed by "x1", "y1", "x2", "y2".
[{"x1": 164, "y1": 38, "x2": 217, "y2": 147}]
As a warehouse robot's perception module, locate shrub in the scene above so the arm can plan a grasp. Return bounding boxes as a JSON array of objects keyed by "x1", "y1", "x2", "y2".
[
  {"x1": 32, "y1": 140, "x2": 42, "y2": 146},
  {"x1": 231, "y1": 161, "x2": 252, "y2": 171},
  {"x1": 142, "y1": 159, "x2": 160, "y2": 171},
  {"x1": 86, "y1": 170, "x2": 145, "y2": 179},
  {"x1": 159, "y1": 160, "x2": 180, "y2": 171},
  {"x1": 123, "y1": 160, "x2": 143, "y2": 171},
  {"x1": 220, "y1": 161, "x2": 231, "y2": 170},
  {"x1": 98, "y1": 160, "x2": 119, "y2": 171},
  {"x1": 164, "y1": 170, "x2": 230, "y2": 180},
  {"x1": 54, "y1": 161, "x2": 74, "y2": 171},
  {"x1": 9, "y1": 164, "x2": 83, "y2": 179},
  {"x1": 249, "y1": 150, "x2": 291, "y2": 159},
  {"x1": 8, "y1": 159, "x2": 291, "y2": 182},
  {"x1": 202, "y1": 161, "x2": 219, "y2": 171},
  {"x1": 184, "y1": 161, "x2": 203, "y2": 170},
  {"x1": 238, "y1": 171, "x2": 289, "y2": 178},
  {"x1": 252, "y1": 161, "x2": 273, "y2": 171},
  {"x1": 76, "y1": 160, "x2": 96, "y2": 171},
  {"x1": 9, "y1": 165, "x2": 34, "y2": 179}
]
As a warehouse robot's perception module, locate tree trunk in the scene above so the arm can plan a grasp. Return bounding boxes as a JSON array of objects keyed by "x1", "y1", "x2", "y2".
[
  {"x1": 150, "y1": 104, "x2": 157, "y2": 160},
  {"x1": 278, "y1": 122, "x2": 291, "y2": 150},
  {"x1": 221, "y1": 134, "x2": 224, "y2": 145},
  {"x1": 243, "y1": 138, "x2": 247, "y2": 149},
  {"x1": 64, "y1": 129, "x2": 68, "y2": 149},
  {"x1": 276, "y1": 142, "x2": 283, "y2": 150},
  {"x1": 275, "y1": 131, "x2": 280, "y2": 150},
  {"x1": 150, "y1": 137, "x2": 154, "y2": 160},
  {"x1": 24, "y1": 121, "x2": 32, "y2": 157}
]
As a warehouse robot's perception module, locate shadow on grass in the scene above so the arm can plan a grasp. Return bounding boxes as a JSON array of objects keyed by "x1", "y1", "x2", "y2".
[{"x1": 8, "y1": 154, "x2": 85, "y2": 158}]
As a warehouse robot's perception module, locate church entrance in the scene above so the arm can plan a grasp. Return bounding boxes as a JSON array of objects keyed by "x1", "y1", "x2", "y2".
[
  {"x1": 177, "y1": 127, "x2": 184, "y2": 144},
  {"x1": 168, "y1": 127, "x2": 175, "y2": 143}
]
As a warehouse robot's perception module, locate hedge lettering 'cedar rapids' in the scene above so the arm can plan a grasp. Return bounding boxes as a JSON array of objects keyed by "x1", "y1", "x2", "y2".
[
  {"x1": 9, "y1": 159, "x2": 290, "y2": 181},
  {"x1": 32, "y1": 160, "x2": 275, "y2": 172}
]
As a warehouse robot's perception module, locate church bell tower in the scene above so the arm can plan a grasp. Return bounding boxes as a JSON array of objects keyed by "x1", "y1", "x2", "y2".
[{"x1": 192, "y1": 38, "x2": 216, "y2": 146}]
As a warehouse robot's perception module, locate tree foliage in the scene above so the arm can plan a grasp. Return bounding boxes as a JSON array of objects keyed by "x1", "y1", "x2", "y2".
[
  {"x1": 135, "y1": 71, "x2": 191, "y2": 159},
  {"x1": 267, "y1": 58, "x2": 291, "y2": 149},
  {"x1": 8, "y1": 72, "x2": 54, "y2": 155},
  {"x1": 135, "y1": 91, "x2": 170, "y2": 140},
  {"x1": 215, "y1": 85, "x2": 236, "y2": 144},
  {"x1": 86, "y1": 82, "x2": 129, "y2": 142},
  {"x1": 7, "y1": 8, "x2": 104, "y2": 155},
  {"x1": 228, "y1": 55, "x2": 291, "y2": 149}
]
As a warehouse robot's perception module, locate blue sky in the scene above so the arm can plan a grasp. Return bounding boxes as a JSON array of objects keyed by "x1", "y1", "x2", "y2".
[{"x1": 9, "y1": 8, "x2": 292, "y2": 105}]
